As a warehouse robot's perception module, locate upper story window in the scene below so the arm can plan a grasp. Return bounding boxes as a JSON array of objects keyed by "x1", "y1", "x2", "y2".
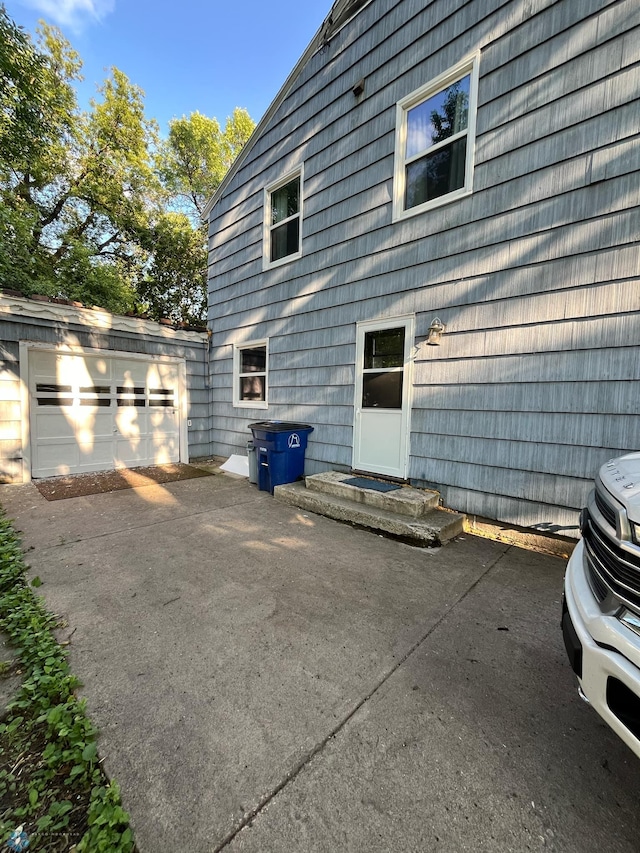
[
  {"x1": 263, "y1": 168, "x2": 303, "y2": 269},
  {"x1": 233, "y1": 339, "x2": 268, "y2": 408},
  {"x1": 393, "y1": 54, "x2": 479, "y2": 221}
]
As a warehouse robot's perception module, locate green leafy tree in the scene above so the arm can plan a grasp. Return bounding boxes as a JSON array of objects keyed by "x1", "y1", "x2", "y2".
[
  {"x1": 157, "y1": 107, "x2": 255, "y2": 221},
  {"x1": 137, "y1": 211, "x2": 207, "y2": 324},
  {"x1": 145, "y1": 107, "x2": 254, "y2": 322},
  {"x1": 0, "y1": 12, "x2": 84, "y2": 294},
  {"x1": 430, "y1": 81, "x2": 468, "y2": 144},
  {"x1": 222, "y1": 107, "x2": 255, "y2": 167},
  {"x1": 0, "y1": 6, "x2": 72, "y2": 175},
  {"x1": 38, "y1": 66, "x2": 164, "y2": 303},
  {"x1": 0, "y1": 7, "x2": 254, "y2": 323},
  {"x1": 0, "y1": 20, "x2": 150, "y2": 311}
]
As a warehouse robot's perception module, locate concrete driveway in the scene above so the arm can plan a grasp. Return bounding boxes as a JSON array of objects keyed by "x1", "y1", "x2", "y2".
[{"x1": 2, "y1": 472, "x2": 640, "y2": 852}]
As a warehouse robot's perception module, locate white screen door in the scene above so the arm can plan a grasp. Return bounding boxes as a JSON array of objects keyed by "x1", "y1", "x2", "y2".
[{"x1": 352, "y1": 315, "x2": 414, "y2": 479}]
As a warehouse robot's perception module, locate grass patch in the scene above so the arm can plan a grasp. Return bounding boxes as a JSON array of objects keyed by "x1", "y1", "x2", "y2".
[{"x1": 0, "y1": 508, "x2": 135, "y2": 851}]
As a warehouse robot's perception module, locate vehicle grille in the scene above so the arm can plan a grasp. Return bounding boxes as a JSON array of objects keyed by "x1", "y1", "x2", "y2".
[
  {"x1": 586, "y1": 558, "x2": 609, "y2": 603},
  {"x1": 583, "y1": 509, "x2": 640, "y2": 611},
  {"x1": 595, "y1": 488, "x2": 617, "y2": 530}
]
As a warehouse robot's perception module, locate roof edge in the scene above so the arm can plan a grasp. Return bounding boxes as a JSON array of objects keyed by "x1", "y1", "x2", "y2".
[
  {"x1": 0, "y1": 293, "x2": 209, "y2": 342},
  {"x1": 201, "y1": 0, "x2": 375, "y2": 222}
]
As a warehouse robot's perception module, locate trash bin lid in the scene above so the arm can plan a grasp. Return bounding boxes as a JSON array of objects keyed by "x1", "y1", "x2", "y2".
[{"x1": 248, "y1": 421, "x2": 313, "y2": 433}]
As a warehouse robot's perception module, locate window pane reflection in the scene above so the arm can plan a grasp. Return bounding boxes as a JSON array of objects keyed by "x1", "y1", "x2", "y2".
[
  {"x1": 271, "y1": 178, "x2": 299, "y2": 224},
  {"x1": 362, "y1": 372, "x2": 403, "y2": 409},
  {"x1": 241, "y1": 347, "x2": 266, "y2": 373},
  {"x1": 406, "y1": 75, "x2": 470, "y2": 159},
  {"x1": 364, "y1": 328, "x2": 404, "y2": 369},
  {"x1": 240, "y1": 375, "x2": 265, "y2": 402},
  {"x1": 271, "y1": 218, "x2": 299, "y2": 262},
  {"x1": 405, "y1": 137, "x2": 467, "y2": 208}
]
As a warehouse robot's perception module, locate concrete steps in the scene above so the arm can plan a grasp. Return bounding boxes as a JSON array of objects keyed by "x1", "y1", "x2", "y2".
[{"x1": 274, "y1": 471, "x2": 464, "y2": 547}]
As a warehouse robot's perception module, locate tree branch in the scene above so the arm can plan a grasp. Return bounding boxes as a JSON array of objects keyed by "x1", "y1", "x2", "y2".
[
  {"x1": 97, "y1": 231, "x2": 120, "y2": 253},
  {"x1": 40, "y1": 192, "x2": 71, "y2": 228}
]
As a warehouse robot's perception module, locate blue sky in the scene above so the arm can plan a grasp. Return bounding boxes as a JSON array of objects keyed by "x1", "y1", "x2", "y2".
[{"x1": 4, "y1": 0, "x2": 331, "y2": 135}]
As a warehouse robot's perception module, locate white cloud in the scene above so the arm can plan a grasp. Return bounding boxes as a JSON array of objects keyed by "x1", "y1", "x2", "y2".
[{"x1": 21, "y1": 0, "x2": 115, "y2": 31}]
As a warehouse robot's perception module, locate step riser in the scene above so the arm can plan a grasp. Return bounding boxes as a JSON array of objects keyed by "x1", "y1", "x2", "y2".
[
  {"x1": 275, "y1": 483, "x2": 464, "y2": 547},
  {"x1": 305, "y1": 472, "x2": 439, "y2": 518}
]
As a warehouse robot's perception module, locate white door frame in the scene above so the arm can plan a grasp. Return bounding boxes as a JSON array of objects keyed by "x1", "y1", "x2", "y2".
[
  {"x1": 19, "y1": 341, "x2": 189, "y2": 482},
  {"x1": 352, "y1": 314, "x2": 415, "y2": 480}
]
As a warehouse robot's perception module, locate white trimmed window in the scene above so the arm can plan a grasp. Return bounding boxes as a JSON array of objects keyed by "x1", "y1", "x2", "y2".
[
  {"x1": 263, "y1": 168, "x2": 303, "y2": 269},
  {"x1": 393, "y1": 55, "x2": 479, "y2": 220},
  {"x1": 233, "y1": 340, "x2": 268, "y2": 408}
]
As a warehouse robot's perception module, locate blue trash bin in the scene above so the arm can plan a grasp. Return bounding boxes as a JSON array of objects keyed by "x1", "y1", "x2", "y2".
[{"x1": 248, "y1": 421, "x2": 314, "y2": 494}]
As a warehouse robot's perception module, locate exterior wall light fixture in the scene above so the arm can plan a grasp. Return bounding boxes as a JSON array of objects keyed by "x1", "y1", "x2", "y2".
[{"x1": 427, "y1": 317, "x2": 446, "y2": 345}]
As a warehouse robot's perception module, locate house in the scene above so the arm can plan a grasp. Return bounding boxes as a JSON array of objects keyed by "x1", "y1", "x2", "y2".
[{"x1": 204, "y1": 0, "x2": 640, "y2": 536}]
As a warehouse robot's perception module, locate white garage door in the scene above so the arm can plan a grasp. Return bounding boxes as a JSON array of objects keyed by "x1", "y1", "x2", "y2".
[{"x1": 29, "y1": 349, "x2": 182, "y2": 478}]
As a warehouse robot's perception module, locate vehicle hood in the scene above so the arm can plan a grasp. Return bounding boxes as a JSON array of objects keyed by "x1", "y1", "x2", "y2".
[{"x1": 599, "y1": 452, "x2": 640, "y2": 521}]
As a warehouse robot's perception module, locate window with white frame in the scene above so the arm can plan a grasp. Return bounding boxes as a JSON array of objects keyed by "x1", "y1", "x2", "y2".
[
  {"x1": 233, "y1": 340, "x2": 268, "y2": 408},
  {"x1": 263, "y1": 169, "x2": 302, "y2": 268},
  {"x1": 393, "y1": 55, "x2": 479, "y2": 220}
]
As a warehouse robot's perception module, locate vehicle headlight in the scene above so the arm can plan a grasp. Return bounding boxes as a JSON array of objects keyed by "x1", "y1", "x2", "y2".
[{"x1": 631, "y1": 522, "x2": 640, "y2": 544}]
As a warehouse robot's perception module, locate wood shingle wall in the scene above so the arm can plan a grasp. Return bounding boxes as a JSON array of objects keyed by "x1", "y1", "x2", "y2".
[{"x1": 208, "y1": 0, "x2": 640, "y2": 534}]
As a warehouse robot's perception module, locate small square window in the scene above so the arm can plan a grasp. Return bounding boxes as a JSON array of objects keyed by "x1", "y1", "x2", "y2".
[
  {"x1": 263, "y1": 169, "x2": 303, "y2": 269},
  {"x1": 233, "y1": 340, "x2": 268, "y2": 408},
  {"x1": 393, "y1": 55, "x2": 479, "y2": 220}
]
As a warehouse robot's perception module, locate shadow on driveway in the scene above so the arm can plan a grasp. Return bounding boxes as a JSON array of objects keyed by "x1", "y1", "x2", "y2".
[{"x1": 2, "y1": 474, "x2": 639, "y2": 852}]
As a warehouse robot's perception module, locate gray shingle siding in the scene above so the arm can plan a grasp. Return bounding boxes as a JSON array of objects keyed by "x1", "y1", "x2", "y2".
[{"x1": 207, "y1": 0, "x2": 640, "y2": 533}]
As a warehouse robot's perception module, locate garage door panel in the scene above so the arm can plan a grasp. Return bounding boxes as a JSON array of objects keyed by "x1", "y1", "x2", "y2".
[
  {"x1": 117, "y1": 411, "x2": 179, "y2": 444},
  {"x1": 78, "y1": 439, "x2": 114, "y2": 462},
  {"x1": 76, "y1": 410, "x2": 115, "y2": 442},
  {"x1": 115, "y1": 408, "x2": 146, "y2": 434},
  {"x1": 35, "y1": 435, "x2": 115, "y2": 470},
  {"x1": 151, "y1": 435, "x2": 178, "y2": 454},
  {"x1": 29, "y1": 350, "x2": 182, "y2": 478},
  {"x1": 34, "y1": 409, "x2": 115, "y2": 440},
  {"x1": 152, "y1": 436, "x2": 179, "y2": 465},
  {"x1": 31, "y1": 446, "x2": 76, "y2": 477},
  {"x1": 149, "y1": 424, "x2": 178, "y2": 444},
  {"x1": 118, "y1": 360, "x2": 171, "y2": 386},
  {"x1": 33, "y1": 410, "x2": 77, "y2": 441},
  {"x1": 114, "y1": 442, "x2": 146, "y2": 466},
  {"x1": 34, "y1": 452, "x2": 74, "y2": 477},
  {"x1": 83, "y1": 358, "x2": 111, "y2": 382},
  {"x1": 151, "y1": 426, "x2": 178, "y2": 442},
  {"x1": 30, "y1": 349, "x2": 59, "y2": 374},
  {"x1": 153, "y1": 447, "x2": 176, "y2": 465},
  {"x1": 149, "y1": 410, "x2": 178, "y2": 428},
  {"x1": 77, "y1": 441, "x2": 115, "y2": 473},
  {"x1": 115, "y1": 438, "x2": 169, "y2": 466},
  {"x1": 34, "y1": 441, "x2": 79, "y2": 476},
  {"x1": 75, "y1": 459, "x2": 118, "y2": 475},
  {"x1": 147, "y1": 361, "x2": 177, "y2": 383}
]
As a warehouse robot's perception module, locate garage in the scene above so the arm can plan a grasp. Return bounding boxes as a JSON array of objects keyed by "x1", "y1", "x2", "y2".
[
  {"x1": 0, "y1": 292, "x2": 209, "y2": 484},
  {"x1": 28, "y1": 348, "x2": 184, "y2": 479}
]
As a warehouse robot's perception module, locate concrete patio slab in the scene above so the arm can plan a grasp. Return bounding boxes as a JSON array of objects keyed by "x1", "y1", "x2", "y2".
[
  {"x1": 225, "y1": 542, "x2": 640, "y2": 853},
  {"x1": 1, "y1": 476, "x2": 639, "y2": 852}
]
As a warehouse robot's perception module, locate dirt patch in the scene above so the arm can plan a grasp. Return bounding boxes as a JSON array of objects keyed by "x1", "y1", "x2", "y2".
[{"x1": 34, "y1": 463, "x2": 214, "y2": 501}]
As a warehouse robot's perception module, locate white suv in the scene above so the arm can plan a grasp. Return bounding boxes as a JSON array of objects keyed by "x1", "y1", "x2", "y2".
[{"x1": 563, "y1": 452, "x2": 640, "y2": 758}]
